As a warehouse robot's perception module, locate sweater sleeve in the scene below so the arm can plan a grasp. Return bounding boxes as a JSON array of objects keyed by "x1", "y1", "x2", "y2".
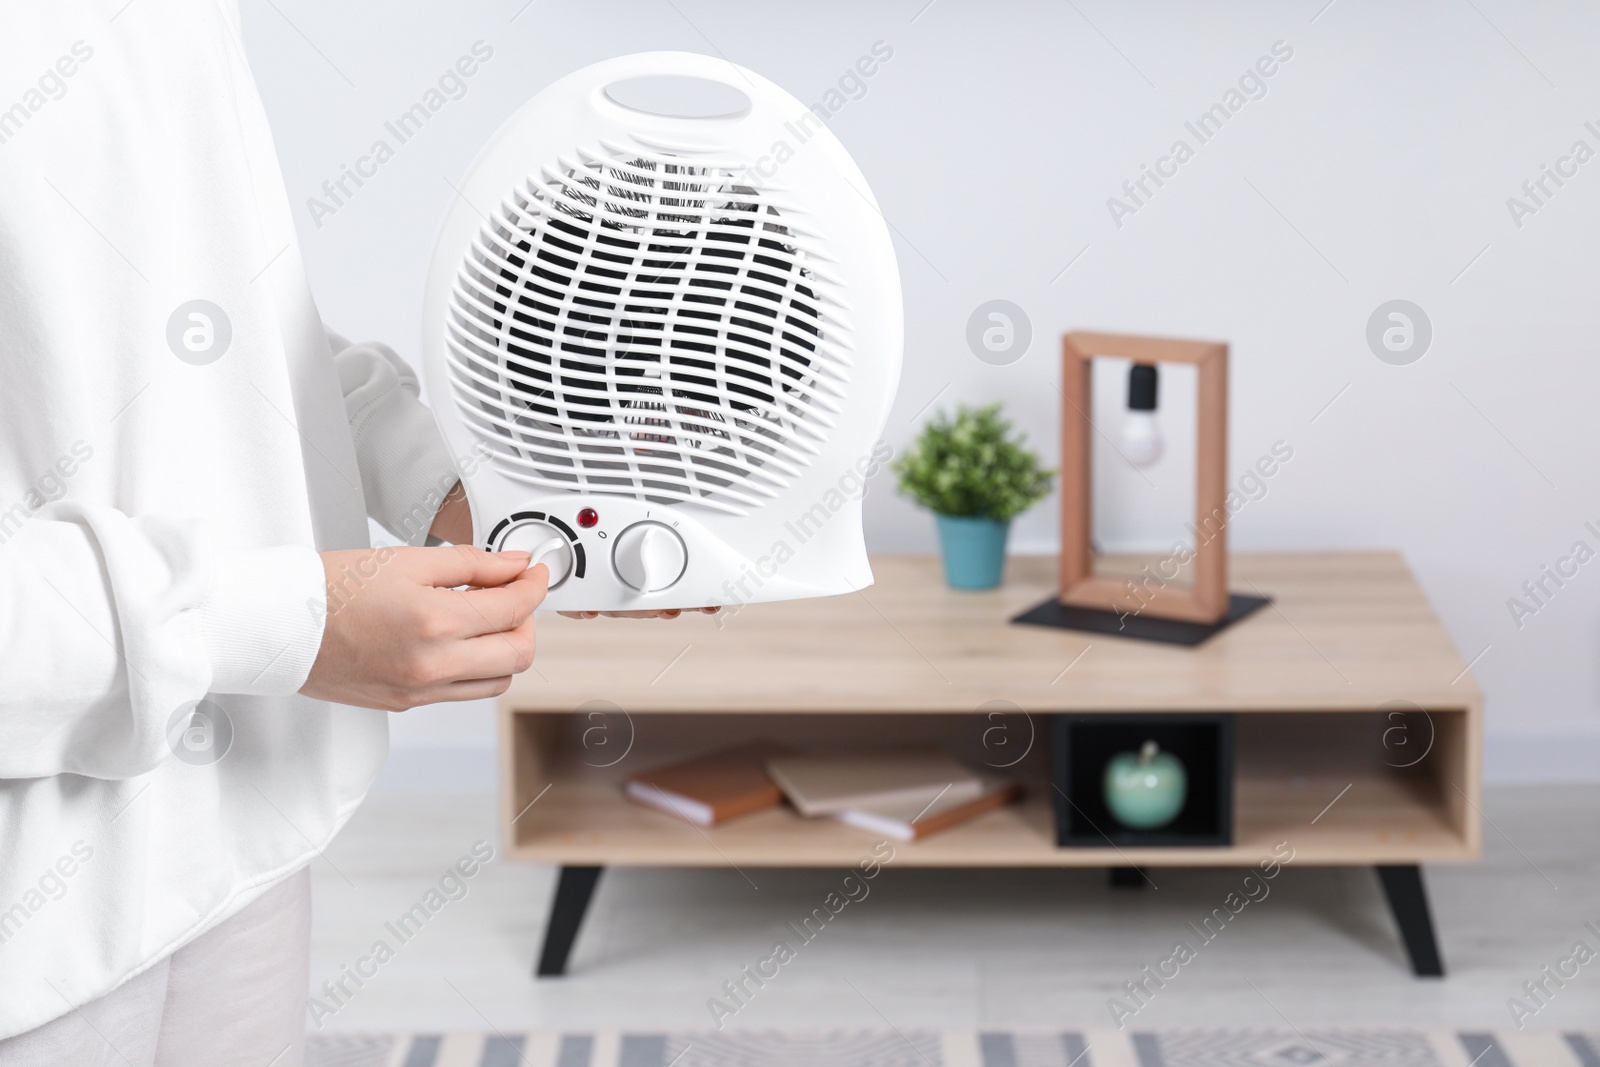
[
  {"x1": 329, "y1": 331, "x2": 462, "y2": 546},
  {"x1": 0, "y1": 505, "x2": 326, "y2": 781}
]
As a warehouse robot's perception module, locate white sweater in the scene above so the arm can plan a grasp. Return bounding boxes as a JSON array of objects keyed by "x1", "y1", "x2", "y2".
[{"x1": 0, "y1": 2, "x2": 460, "y2": 1038}]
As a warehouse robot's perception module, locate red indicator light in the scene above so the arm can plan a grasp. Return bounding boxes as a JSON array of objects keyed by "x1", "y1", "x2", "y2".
[{"x1": 576, "y1": 508, "x2": 599, "y2": 529}]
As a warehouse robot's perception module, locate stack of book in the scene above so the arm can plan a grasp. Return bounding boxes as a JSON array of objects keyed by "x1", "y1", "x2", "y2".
[
  {"x1": 624, "y1": 745, "x2": 1018, "y2": 841},
  {"x1": 623, "y1": 741, "x2": 791, "y2": 827}
]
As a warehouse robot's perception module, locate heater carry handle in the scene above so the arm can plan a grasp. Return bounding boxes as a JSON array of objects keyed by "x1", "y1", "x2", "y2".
[{"x1": 594, "y1": 55, "x2": 757, "y2": 123}]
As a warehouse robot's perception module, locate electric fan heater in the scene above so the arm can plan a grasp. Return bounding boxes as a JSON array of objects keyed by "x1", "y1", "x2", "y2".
[{"x1": 422, "y1": 52, "x2": 902, "y2": 611}]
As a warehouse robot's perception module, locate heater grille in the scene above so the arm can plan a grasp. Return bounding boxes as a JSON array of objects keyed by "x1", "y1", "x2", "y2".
[{"x1": 445, "y1": 143, "x2": 852, "y2": 515}]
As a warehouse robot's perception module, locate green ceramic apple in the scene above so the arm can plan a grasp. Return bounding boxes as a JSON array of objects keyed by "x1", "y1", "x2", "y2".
[{"x1": 1103, "y1": 740, "x2": 1187, "y2": 830}]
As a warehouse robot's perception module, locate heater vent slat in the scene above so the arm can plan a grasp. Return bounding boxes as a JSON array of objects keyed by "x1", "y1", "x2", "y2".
[{"x1": 447, "y1": 145, "x2": 850, "y2": 513}]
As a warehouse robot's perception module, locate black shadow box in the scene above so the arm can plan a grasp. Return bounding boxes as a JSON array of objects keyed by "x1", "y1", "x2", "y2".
[{"x1": 1052, "y1": 712, "x2": 1234, "y2": 847}]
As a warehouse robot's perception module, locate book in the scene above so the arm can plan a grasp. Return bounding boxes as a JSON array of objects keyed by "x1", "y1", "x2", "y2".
[
  {"x1": 835, "y1": 778, "x2": 1022, "y2": 842},
  {"x1": 624, "y1": 741, "x2": 790, "y2": 827},
  {"x1": 764, "y1": 749, "x2": 988, "y2": 818}
]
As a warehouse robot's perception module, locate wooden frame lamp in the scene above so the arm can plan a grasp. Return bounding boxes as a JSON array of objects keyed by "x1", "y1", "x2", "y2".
[{"x1": 1012, "y1": 330, "x2": 1268, "y2": 645}]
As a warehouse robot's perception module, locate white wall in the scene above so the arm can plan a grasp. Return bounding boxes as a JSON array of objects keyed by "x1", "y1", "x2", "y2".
[{"x1": 242, "y1": 0, "x2": 1600, "y2": 781}]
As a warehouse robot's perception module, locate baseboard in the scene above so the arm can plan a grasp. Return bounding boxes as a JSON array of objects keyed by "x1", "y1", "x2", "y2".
[{"x1": 371, "y1": 745, "x2": 497, "y2": 791}]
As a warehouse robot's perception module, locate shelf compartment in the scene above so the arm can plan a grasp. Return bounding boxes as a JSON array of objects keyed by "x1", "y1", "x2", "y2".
[{"x1": 501, "y1": 708, "x2": 1477, "y2": 868}]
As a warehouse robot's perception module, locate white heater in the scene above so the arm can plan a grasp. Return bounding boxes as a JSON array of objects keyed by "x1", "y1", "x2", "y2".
[{"x1": 422, "y1": 52, "x2": 902, "y2": 611}]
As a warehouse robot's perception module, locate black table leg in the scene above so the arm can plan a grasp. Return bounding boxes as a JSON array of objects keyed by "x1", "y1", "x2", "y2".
[
  {"x1": 536, "y1": 865, "x2": 603, "y2": 977},
  {"x1": 1376, "y1": 864, "x2": 1444, "y2": 977},
  {"x1": 1109, "y1": 867, "x2": 1148, "y2": 889}
]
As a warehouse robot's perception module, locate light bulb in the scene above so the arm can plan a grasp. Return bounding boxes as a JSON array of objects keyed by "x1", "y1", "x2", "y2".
[
  {"x1": 1121, "y1": 411, "x2": 1164, "y2": 467},
  {"x1": 1121, "y1": 363, "x2": 1163, "y2": 468}
]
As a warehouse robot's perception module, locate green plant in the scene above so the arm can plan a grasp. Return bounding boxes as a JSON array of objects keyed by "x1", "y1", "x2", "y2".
[{"x1": 893, "y1": 404, "x2": 1054, "y2": 522}]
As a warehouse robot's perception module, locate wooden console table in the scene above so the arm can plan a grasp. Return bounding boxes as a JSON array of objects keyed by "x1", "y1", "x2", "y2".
[{"x1": 499, "y1": 552, "x2": 1481, "y2": 977}]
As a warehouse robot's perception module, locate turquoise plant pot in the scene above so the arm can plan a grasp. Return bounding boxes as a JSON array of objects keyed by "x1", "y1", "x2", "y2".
[
  {"x1": 934, "y1": 514, "x2": 1011, "y2": 590},
  {"x1": 1103, "y1": 740, "x2": 1188, "y2": 830}
]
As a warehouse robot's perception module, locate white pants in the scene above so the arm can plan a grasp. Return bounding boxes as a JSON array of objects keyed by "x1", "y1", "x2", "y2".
[{"x1": 0, "y1": 867, "x2": 310, "y2": 1067}]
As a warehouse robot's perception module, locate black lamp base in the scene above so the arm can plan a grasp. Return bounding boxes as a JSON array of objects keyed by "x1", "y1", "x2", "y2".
[{"x1": 1011, "y1": 593, "x2": 1270, "y2": 647}]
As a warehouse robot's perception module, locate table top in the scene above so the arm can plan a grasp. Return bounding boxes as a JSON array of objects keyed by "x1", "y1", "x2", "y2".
[{"x1": 505, "y1": 552, "x2": 1480, "y2": 714}]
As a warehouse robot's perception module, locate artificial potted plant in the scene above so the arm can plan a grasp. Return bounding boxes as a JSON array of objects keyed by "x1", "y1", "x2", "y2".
[{"x1": 894, "y1": 403, "x2": 1054, "y2": 590}]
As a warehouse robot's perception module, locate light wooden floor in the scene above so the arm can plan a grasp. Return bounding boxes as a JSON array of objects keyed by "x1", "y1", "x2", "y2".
[{"x1": 307, "y1": 784, "x2": 1599, "y2": 1033}]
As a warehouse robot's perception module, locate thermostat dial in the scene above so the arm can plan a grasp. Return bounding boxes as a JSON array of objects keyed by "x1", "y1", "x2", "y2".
[
  {"x1": 612, "y1": 522, "x2": 687, "y2": 593},
  {"x1": 496, "y1": 520, "x2": 573, "y2": 587}
]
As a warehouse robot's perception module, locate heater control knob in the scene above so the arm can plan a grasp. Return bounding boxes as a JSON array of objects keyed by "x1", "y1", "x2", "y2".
[
  {"x1": 497, "y1": 521, "x2": 573, "y2": 588},
  {"x1": 612, "y1": 522, "x2": 687, "y2": 593}
]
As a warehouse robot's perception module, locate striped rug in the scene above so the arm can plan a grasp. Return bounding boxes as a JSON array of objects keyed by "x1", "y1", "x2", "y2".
[{"x1": 305, "y1": 1029, "x2": 1600, "y2": 1067}]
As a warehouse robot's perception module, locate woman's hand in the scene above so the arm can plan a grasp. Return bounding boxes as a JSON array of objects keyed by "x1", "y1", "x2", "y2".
[
  {"x1": 428, "y1": 480, "x2": 473, "y2": 545},
  {"x1": 300, "y1": 545, "x2": 547, "y2": 711}
]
